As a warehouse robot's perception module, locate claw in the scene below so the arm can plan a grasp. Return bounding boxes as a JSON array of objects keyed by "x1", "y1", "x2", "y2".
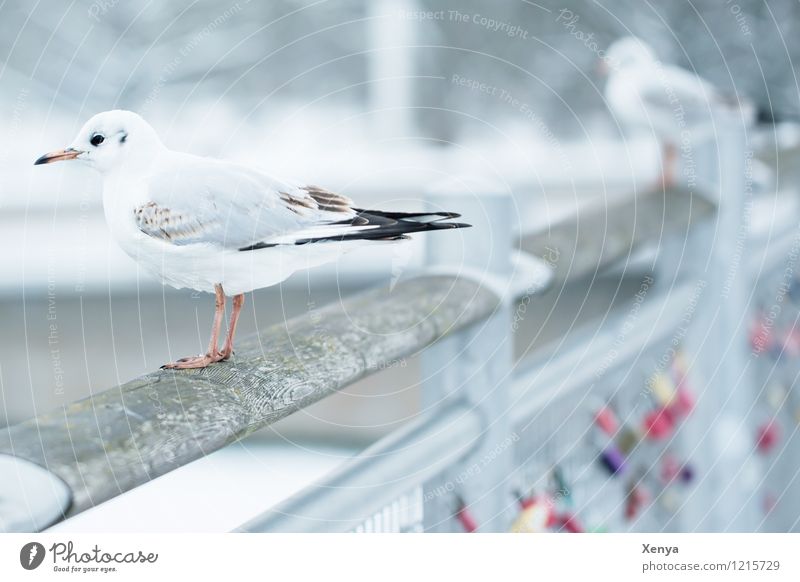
[
  {"x1": 161, "y1": 286, "x2": 244, "y2": 370},
  {"x1": 162, "y1": 351, "x2": 225, "y2": 370}
]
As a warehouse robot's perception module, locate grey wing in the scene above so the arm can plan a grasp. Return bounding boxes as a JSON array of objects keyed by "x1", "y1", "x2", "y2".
[{"x1": 136, "y1": 157, "x2": 358, "y2": 248}]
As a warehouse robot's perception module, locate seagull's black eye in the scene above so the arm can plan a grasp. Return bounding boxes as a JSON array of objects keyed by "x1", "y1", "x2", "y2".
[{"x1": 90, "y1": 134, "x2": 105, "y2": 147}]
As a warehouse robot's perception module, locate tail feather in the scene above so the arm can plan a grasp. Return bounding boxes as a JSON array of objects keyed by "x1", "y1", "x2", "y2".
[
  {"x1": 239, "y1": 209, "x2": 470, "y2": 250},
  {"x1": 354, "y1": 209, "x2": 462, "y2": 223},
  {"x1": 292, "y1": 210, "x2": 470, "y2": 245}
]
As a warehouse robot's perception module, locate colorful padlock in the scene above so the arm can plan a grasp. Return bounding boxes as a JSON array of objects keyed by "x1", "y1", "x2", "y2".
[
  {"x1": 594, "y1": 405, "x2": 619, "y2": 436},
  {"x1": 650, "y1": 373, "x2": 675, "y2": 407},
  {"x1": 756, "y1": 420, "x2": 781, "y2": 454},
  {"x1": 510, "y1": 496, "x2": 555, "y2": 533},
  {"x1": 599, "y1": 444, "x2": 626, "y2": 475},
  {"x1": 643, "y1": 407, "x2": 675, "y2": 440}
]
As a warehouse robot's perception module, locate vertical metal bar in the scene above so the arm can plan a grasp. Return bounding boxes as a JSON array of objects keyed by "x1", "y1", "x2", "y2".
[
  {"x1": 367, "y1": 0, "x2": 417, "y2": 139},
  {"x1": 421, "y1": 178, "x2": 515, "y2": 532},
  {"x1": 677, "y1": 111, "x2": 760, "y2": 531}
]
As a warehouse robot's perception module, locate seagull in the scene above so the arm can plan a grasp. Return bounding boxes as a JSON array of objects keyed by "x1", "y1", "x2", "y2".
[
  {"x1": 601, "y1": 36, "x2": 754, "y2": 187},
  {"x1": 35, "y1": 110, "x2": 469, "y2": 369}
]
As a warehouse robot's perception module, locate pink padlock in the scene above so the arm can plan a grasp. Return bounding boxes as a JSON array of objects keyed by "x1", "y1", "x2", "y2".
[
  {"x1": 556, "y1": 511, "x2": 584, "y2": 533},
  {"x1": 660, "y1": 453, "x2": 681, "y2": 483},
  {"x1": 643, "y1": 407, "x2": 675, "y2": 440},
  {"x1": 594, "y1": 405, "x2": 619, "y2": 436},
  {"x1": 456, "y1": 502, "x2": 478, "y2": 533},
  {"x1": 671, "y1": 384, "x2": 695, "y2": 418},
  {"x1": 756, "y1": 420, "x2": 781, "y2": 454},
  {"x1": 749, "y1": 317, "x2": 772, "y2": 354}
]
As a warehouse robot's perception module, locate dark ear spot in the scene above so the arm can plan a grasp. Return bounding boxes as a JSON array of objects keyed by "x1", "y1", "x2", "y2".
[{"x1": 120, "y1": 132, "x2": 128, "y2": 144}]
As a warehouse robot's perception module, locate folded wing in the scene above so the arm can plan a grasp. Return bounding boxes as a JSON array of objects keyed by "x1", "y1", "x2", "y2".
[
  {"x1": 136, "y1": 155, "x2": 469, "y2": 250},
  {"x1": 137, "y1": 156, "x2": 358, "y2": 248}
]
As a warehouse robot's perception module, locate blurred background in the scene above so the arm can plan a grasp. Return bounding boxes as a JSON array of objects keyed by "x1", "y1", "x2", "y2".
[{"x1": 2, "y1": 0, "x2": 800, "y2": 531}]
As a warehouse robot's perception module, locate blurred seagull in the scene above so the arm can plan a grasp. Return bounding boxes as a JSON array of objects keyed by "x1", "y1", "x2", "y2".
[
  {"x1": 35, "y1": 110, "x2": 469, "y2": 369},
  {"x1": 601, "y1": 36, "x2": 754, "y2": 187}
]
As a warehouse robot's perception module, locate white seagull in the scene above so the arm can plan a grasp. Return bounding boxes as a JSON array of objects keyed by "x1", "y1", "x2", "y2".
[
  {"x1": 35, "y1": 110, "x2": 469, "y2": 369},
  {"x1": 601, "y1": 36, "x2": 754, "y2": 187}
]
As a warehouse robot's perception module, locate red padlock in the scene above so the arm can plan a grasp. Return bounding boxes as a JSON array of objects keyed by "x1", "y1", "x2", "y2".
[
  {"x1": 456, "y1": 498, "x2": 478, "y2": 533},
  {"x1": 756, "y1": 420, "x2": 781, "y2": 454},
  {"x1": 643, "y1": 407, "x2": 675, "y2": 440},
  {"x1": 557, "y1": 511, "x2": 584, "y2": 533},
  {"x1": 625, "y1": 484, "x2": 650, "y2": 521}
]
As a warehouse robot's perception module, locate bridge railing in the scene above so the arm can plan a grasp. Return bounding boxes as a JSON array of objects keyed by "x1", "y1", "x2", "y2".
[{"x1": 1, "y1": 172, "x2": 725, "y2": 533}]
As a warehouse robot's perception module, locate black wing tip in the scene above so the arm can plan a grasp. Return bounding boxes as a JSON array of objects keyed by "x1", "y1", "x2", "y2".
[
  {"x1": 353, "y1": 209, "x2": 462, "y2": 221},
  {"x1": 431, "y1": 211, "x2": 462, "y2": 220},
  {"x1": 238, "y1": 214, "x2": 471, "y2": 251},
  {"x1": 421, "y1": 221, "x2": 471, "y2": 230}
]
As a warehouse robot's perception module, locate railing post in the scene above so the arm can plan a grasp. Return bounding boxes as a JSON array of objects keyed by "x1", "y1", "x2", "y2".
[
  {"x1": 673, "y1": 110, "x2": 760, "y2": 531},
  {"x1": 421, "y1": 178, "x2": 516, "y2": 532}
]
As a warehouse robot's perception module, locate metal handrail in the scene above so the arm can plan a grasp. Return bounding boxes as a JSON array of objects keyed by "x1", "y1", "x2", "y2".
[
  {"x1": 0, "y1": 180, "x2": 721, "y2": 533},
  {"x1": 0, "y1": 275, "x2": 500, "y2": 531}
]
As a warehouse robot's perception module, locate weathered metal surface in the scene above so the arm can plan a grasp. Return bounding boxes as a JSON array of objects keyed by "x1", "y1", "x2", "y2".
[
  {"x1": 521, "y1": 186, "x2": 716, "y2": 282},
  {"x1": 0, "y1": 276, "x2": 499, "y2": 524}
]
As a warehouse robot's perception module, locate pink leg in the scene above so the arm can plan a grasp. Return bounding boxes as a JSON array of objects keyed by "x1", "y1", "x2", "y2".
[
  {"x1": 657, "y1": 143, "x2": 677, "y2": 189},
  {"x1": 220, "y1": 293, "x2": 245, "y2": 360},
  {"x1": 163, "y1": 284, "x2": 228, "y2": 369}
]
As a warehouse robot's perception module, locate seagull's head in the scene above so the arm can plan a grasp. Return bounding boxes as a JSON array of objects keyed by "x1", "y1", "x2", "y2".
[
  {"x1": 35, "y1": 110, "x2": 164, "y2": 174},
  {"x1": 602, "y1": 36, "x2": 656, "y2": 74}
]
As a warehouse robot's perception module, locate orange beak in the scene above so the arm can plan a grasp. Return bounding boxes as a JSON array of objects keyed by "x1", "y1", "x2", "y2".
[{"x1": 34, "y1": 148, "x2": 82, "y2": 165}]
